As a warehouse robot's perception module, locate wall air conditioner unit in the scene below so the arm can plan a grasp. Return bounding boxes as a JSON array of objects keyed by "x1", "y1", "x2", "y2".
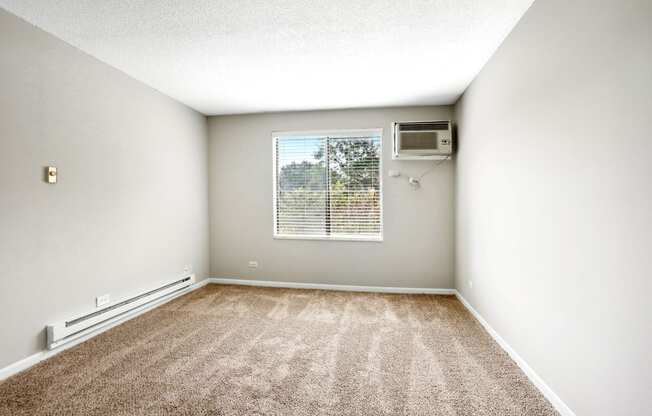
[{"x1": 392, "y1": 120, "x2": 453, "y2": 160}]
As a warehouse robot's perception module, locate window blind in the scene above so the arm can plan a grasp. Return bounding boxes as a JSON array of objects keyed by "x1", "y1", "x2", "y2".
[{"x1": 274, "y1": 131, "x2": 382, "y2": 241}]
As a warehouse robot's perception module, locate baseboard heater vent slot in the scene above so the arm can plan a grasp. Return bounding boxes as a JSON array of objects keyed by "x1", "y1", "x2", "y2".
[{"x1": 47, "y1": 274, "x2": 195, "y2": 350}]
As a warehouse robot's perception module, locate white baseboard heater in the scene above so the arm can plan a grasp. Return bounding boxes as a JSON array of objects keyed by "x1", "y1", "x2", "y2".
[{"x1": 46, "y1": 274, "x2": 195, "y2": 350}]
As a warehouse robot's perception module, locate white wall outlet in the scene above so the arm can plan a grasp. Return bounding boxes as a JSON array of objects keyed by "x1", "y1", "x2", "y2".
[
  {"x1": 469, "y1": 280, "x2": 473, "y2": 289},
  {"x1": 388, "y1": 169, "x2": 401, "y2": 178},
  {"x1": 183, "y1": 264, "x2": 192, "y2": 274},
  {"x1": 248, "y1": 260, "x2": 259, "y2": 269},
  {"x1": 96, "y1": 294, "x2": 110, "y2": 308}
]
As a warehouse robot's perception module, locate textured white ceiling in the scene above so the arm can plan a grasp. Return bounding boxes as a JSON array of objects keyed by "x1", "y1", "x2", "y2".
[{"x1": 0, "y1": 0, "x2": 534, "y2": 115}]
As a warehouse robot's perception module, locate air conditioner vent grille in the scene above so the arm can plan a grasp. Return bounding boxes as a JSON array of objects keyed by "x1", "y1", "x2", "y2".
[{"x1": 399, "y1": 122, "x2": 449, "y2": 132}]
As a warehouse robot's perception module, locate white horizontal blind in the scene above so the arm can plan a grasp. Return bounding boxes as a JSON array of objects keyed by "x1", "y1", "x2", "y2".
[{"x1": 274, "y1": 131, "x2": 382, "y2": 241}]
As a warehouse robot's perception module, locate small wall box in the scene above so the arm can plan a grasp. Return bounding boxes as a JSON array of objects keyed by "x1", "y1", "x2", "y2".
[
  {"x1": 392, "y1": 121, "x2": 453, "y2": 160},
  {"x1": 47, "y1": 166, "x2": 57, "y2": 183}
]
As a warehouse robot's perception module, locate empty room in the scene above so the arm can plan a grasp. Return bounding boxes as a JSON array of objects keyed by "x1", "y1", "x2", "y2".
[{"x1": 0, "y1": 1, "x2": 649, "y2": 415}]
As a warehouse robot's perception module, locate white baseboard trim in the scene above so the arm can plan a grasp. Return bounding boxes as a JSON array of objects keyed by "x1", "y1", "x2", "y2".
[
  {"x1": 208, "y1": 277, "x2": 456, "y2": 295},
  {"x1": 454, "y1": 291, "x2": 575, "y2": 416},
  {"x1": 0, "y1": 278, "x2": 209, "y2": 382}
]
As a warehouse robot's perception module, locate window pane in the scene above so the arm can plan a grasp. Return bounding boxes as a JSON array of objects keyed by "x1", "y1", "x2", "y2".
[
  {"x1": 328, "y1": 137, "x2": 381, "y2": 237},
  {"x1": 276, "y1": 137, "x2": 327, "y2": 236}
]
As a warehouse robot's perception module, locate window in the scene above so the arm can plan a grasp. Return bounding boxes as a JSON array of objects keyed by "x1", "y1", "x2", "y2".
[{"x1": 273, "y1": 129, "x2": 382, "y2": 241}]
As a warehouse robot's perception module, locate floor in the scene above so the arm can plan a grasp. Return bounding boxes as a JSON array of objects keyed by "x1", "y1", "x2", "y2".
[{"x1": 0, "y1": 285, "x2": 558, "y2": 415}]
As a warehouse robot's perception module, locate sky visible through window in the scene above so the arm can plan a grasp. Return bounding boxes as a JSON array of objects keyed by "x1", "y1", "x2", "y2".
[{"x1": 277, "y1": 137, "x2": 323, "y2": 167}]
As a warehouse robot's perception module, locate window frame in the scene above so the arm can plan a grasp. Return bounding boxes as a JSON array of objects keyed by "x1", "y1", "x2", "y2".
[{"x1": 272, "y1": 128, "x2": 384, "y2": 242}]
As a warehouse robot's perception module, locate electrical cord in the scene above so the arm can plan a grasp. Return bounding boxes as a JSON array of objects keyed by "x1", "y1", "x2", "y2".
[
  {"x1": 408, "y1": 156, "x2": 451, "y2": 189},
  {"x1": 417, "y1": 156, "x2": 451, "y2": 180}
]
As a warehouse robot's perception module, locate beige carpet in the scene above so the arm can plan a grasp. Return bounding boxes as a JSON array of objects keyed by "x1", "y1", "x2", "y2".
[{"x1": 0, "y1": 285, "x2": 558, "y2": 415}]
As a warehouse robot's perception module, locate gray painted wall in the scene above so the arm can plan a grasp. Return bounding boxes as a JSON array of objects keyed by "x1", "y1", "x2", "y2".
[
  {"x1": 208, "y1": 107, "x2": 455, "y2": 288},
  {"x1": 0, "y1": 9, "x2": 209, "y2": 368},
  {"x1": 454, "y1": 1, "x2": 652, "y2": 415}
]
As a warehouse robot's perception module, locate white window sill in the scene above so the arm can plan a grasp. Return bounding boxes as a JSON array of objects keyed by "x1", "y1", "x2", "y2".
[{"x1": 273, "y1": 234, "x2": 383, "y2": 243}]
